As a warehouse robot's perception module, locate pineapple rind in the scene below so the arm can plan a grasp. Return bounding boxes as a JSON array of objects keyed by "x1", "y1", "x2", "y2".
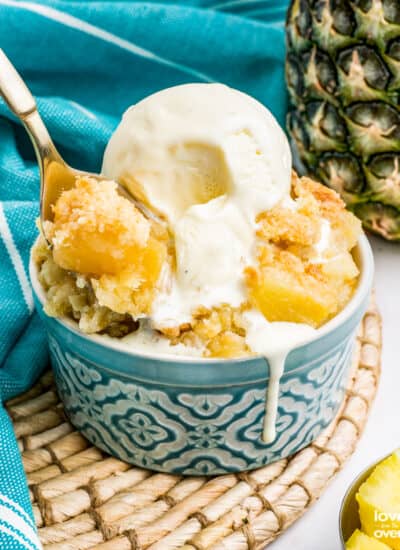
[{"x1": 286, "y1": 0, "x2": 400, "y2": 240}]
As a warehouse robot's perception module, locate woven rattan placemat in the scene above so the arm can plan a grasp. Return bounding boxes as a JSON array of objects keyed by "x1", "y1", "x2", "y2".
[{"x1": 6, "y1": 301, "x2": 381, "y2": 550}]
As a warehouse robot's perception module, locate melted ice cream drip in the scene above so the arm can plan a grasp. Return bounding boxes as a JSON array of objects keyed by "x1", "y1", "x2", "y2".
[{"x1": 243, "y1": 310, "x2": 316, "y2": 443}]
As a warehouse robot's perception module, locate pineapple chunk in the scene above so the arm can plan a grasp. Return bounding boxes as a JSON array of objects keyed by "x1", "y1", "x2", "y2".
[
  {"x1": 47, "y1": 176, "x2": 168, "y2": 317},
  {"x1": 245, "y1": 262, "x2": 337, "y2": 327},
  {"x1": 249, "y1": 173, "x2": 361, "y2": 328},
  {"x1": 357, "y1": 452, "x2": 400, "y2": 550},
  {"x1": 206, "y1": 331, "x2": 249, "y2": 358},
  {"x1": 295, "y1": 175, "x2": 362, "y2": 250},
  {"x1": 346, "y1": 530, "x2": 391, "y2": 550},
  {"x1": 51, "y1": 176, "x2": 154, "y2": 276},
  {"x1": 320, "y1": 251, "x2": 359, "y2": 280},
  {"x1": 92, "y1": 239, "x2": 167, "y2": 316}
]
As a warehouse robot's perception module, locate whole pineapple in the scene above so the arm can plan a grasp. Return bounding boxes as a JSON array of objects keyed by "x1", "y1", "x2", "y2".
[{"x1": 286, "y1": 0, "x2": 400, "y2": 240}]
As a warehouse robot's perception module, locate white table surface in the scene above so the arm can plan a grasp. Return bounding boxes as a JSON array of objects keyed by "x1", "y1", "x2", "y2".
[{"x1": 271, "y1": 235, "x2": 400, "y2": 550}]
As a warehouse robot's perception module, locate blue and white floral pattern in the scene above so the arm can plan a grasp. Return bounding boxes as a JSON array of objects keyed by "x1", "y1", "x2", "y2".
[{"x1": 48, "y1": 333, "x2": 355, "y2": 475}]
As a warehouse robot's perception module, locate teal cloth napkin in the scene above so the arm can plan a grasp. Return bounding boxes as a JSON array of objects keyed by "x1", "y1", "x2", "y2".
[{"x1": 0, "y1": 1, "x2": 289, "y2": 546}]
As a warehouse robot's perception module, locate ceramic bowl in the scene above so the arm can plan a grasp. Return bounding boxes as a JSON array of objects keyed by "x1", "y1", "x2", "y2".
[{"x1": 29, "y1": 235, "x2": 373, "y2": 475}]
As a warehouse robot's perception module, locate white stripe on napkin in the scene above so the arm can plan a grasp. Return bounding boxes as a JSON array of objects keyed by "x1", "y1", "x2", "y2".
[
  {"x1": 0, "y1": 0, "x2": 213, "y2": 83},
  {"x1": 0, "y1": 524, "x2": 40, "y2": 550},
  {"x1": 0, "y1": 494, "x2": 35, "y2": 529},
  {"x1": 0, "y1": 204, "x2": 34, "y2": 313},
  {"x1": 0, "y1": 506, "x2": 41, "y2": 549}
]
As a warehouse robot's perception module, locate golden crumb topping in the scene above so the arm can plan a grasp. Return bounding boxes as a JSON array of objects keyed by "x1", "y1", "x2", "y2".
[
  {"x1": 245, "y1": 172, "x2": 361, "y2": 328},
  {"x1": 34, "y1": 172, "x2": 362, "y2": 357},
  {"x1": 50, "y1": 177, "x2": 152, "y2": 276},
  {"x1": 44, "y1": 176, "x2": 168, "y2": 319}
]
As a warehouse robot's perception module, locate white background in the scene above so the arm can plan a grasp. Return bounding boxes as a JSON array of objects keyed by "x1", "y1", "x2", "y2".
[{"x1": 271, "y1": 236, "x2": 400, "y2": 550}]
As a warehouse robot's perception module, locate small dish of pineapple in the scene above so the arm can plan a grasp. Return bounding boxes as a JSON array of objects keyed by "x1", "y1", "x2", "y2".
[{"x1": 341, "y1": 451, "x2": 400, "y2": 550}]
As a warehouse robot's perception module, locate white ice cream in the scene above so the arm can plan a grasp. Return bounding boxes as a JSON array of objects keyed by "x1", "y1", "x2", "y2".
[
  {"x1": 101, "y1": 321, "x2": 205, "y2": 358},
  {"x1": 102, "y1": 83, "x2": 316, "y2": 443},
  {"x1": 103, "y1": 83, "x2": 292, "y2": 327},
  {"x1": 242, "y1": 310, "x2": 316, "y2": 442}
]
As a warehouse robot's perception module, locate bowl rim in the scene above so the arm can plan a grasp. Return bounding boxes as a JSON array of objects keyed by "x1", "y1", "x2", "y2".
[{"x1": 29, "y1": 233, "x2": 374, "y2": 365}]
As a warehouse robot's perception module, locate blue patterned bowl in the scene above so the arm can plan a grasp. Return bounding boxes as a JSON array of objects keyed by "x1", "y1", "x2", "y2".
[{"x1": 29, "y1": 236, "x2": 373, "y2": 475}]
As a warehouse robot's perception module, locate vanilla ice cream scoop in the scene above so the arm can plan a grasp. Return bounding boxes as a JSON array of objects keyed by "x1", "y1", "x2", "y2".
[
  {"x1": 102, "y1": 83, "x2": 292, "y2": 327},
  {"x1": 102, "y1": 83, "x2": 291, "y2": 225}
]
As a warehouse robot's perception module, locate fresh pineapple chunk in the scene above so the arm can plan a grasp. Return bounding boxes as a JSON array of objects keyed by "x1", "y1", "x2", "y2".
[
  {"x1": 346, "y1": 529, "x2": 391, "y2": 550},
  {"x1": 357, "y1": 452, "x2": 400, "y2": 550}
]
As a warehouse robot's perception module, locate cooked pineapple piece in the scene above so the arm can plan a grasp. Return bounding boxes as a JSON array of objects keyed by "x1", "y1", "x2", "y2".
[
  {"x1": 245, "y1": 261, "x2": 338, "y2": 328},
  {"x1": 346, "y1": 530, "x2": 391, "y2": 550},
  {"x1": 92, "y1": 238, "x2": 167, "y2": 316},
  {"x1": 294, "y1": 174, "x2": 362, "y2": 251},
  {"x1": 205, "y1": 331, "x2": 249, "y2": 358},
  {"x1": 50, "y1": 176, "x2": 155, "y2": 276},
  {"x1": 47, "y1": 176, "x2": 168, "y2": 318},
  {"x1": 33, "y1": 236, "x2": 140, "y2": 335},
  {"x1": 246, "y1": 253, "x2": 359, "y2": 328},
  {"x1": 319, "y1": 251, "x2": 359, "y2": 280},
  {"x1": 357, "y1": 452, "x2": 400, "y2": 550},
  {"x1": 249, "y1": 174, "x2": 361, "y2": 328}
]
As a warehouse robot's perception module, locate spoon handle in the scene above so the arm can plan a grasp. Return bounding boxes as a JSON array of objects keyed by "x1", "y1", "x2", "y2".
[
  {"x1": 0, "y1": 50, "x2": 63, "y2": 163},
  {"x1": 0, "y1": 49, "x2": 37, "y2": 118},
  {"x1": 0, "y1": 49, "x2": 69, "y2": 233}
]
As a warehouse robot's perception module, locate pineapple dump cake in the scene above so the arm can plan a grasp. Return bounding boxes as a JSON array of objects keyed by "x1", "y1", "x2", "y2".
[{"x1": 32, "y1": 84, "x2": 362, "y2": 442}]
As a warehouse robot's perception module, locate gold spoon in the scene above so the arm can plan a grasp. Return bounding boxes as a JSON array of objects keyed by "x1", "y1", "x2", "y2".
[{"x1": 0, "y1": 49, "x2": 135, "y2": 243}]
